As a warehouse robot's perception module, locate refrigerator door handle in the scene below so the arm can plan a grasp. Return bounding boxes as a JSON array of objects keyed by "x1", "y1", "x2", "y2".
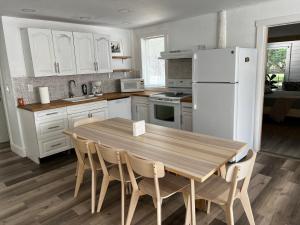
[{"x1": 193, "y1": 94, "x2": 197, "y2": 110}]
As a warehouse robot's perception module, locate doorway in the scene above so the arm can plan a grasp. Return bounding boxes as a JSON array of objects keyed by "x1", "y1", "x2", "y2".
[
  {"x1": 0, "y1": 85, "x2": 9, "y2": 144},
  {"x1": 259, "y1": 23, "x2": 300, "y2": 159}
]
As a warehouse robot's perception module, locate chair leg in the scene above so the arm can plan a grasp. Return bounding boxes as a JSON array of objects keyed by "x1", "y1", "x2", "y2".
[
  {"x1": 184, "y1": 194, "x2": 191, "y2": 225},
  {"x1": 74, "y1": 164, "x2": 85, "y2": 198},
  {"x1": 152, "y1": 197, "x2": 157, "y2": 208},
  {"x1": 156, "y1": 198, "x2": 162, "y2": 225},
  {"x1": 121, "y1": 180, "x2": 125, "y2": 225},
  {"x1": 97, "y1": 175, "x2": 110, "y2": 213},
  {"x1": 125, "y1": 190, "x2": 140, "y2": 225},
  {"x1": 75, "y1": 161, "x2": 79, "y2": 177},
  {"x1": 207, "y1": 200, "x2": 211, "y2": 214},
  {"x1": 224, "y1": 205, "x2": 234, "y2": 225},
  {"x1": 91, "y1": 171, "x2": 97, "y2": 214},
  {"x1": 240, "y1": 193, "x2": 255, "y2": 225}
]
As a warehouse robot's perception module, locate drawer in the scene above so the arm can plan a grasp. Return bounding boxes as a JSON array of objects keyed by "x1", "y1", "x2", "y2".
[
  {"x1": 131, "y1": 96, "x2": 149, "y2": 104},
  {"x1": 35, "y1": 108, "x2": 67, "y2": 122},
  {"x1": 67, "y1": 100, "x2": 107, "y2": 115},
  {"x1": 39, "y1": 136, "x2": 71, "y2": 157},
  {"x1": 37, "y1": 119, "x2": 68, "y2": 138},
  {"x1": 181, "y1": 103, "x2": 193, "y2": 113}
]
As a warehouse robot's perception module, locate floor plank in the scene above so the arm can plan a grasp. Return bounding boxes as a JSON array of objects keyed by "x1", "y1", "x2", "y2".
[{"x1": 0, "y1": 144, "x2": 299, "y2": 225}]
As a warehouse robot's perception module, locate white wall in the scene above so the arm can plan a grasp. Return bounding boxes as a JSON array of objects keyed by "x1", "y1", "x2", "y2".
[
  {"x1": 0, "y1": 16, "x2": 134, "y2": 157},
  {"x1": 133, "y1": 0, "x2": 300, "y2": 72}
]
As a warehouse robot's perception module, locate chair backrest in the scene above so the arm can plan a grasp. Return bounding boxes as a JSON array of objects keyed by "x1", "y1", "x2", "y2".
[
  {"x1": 225, "y1": 150, "x2": 256, "y2": 182},
  {"x1": 73, "y1": 117, "x2": 103, "y2": 128},
  {"x1": 125, "y1": 152, "x2": 165, "y2": 179},
  {"x1": 96, "y1": 144, "x2": 125, "y2": 165},
  {"x1": 72, "y1": 133, "x2": 97, "y2": 166}
]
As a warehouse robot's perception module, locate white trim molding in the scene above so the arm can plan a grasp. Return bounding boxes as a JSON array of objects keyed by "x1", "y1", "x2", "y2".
[
  {"x1": 11, "y1": 142, "x2": 26, "y2": 157},
  {"x1": 254, "y1": 13, "x2": 300, "y2": 151}
]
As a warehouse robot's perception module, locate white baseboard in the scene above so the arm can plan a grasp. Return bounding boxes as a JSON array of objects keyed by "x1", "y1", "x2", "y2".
[{"x1": 10, "y1": 143, "x2": 26, "y2": 157}]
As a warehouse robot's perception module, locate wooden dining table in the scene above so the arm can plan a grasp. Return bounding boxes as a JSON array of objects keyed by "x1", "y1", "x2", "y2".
[{"x1": 64, "y1": 117, "x2": 247, "y2": 225}]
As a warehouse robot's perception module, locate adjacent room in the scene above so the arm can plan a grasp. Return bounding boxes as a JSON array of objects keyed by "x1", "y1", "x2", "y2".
[{"x1": 0, "y1": 0, "x2": 300, "y2": 225}]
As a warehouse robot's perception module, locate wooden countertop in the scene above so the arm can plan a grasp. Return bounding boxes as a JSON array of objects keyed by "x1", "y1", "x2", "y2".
[
  {"x1": 181, "y1": 96, "x2": 192, "y2": 103},
  {"x1": 18, "y1": 91, "x2": 161, "y2": 112}
]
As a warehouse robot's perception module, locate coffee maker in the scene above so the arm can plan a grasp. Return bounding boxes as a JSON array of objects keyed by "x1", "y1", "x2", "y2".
[{"x1": 91, "y1": 81, "x2": 103, "y2": 96}]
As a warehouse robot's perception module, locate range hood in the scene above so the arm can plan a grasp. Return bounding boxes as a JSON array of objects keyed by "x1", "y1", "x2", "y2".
[{"x1": 160, "y1": 45, "x2": 205, "y2": 59}]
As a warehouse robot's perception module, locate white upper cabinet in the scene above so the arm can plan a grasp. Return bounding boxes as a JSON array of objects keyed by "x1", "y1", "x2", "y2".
[
  {"x1": 73, "y1": 32, "x2": 96, "y2": 74},
  {"x1": 22, "y1": 28, "x2": 56, "y2": 77},
  {"x1": 94, "y1": 34, "x2": 113, "y2": 73},
  {"x1": 52, "y1": 30, "x2": 76, "y2": 76}
]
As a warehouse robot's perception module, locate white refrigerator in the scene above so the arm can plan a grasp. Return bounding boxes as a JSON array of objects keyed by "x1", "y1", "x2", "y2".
[{"x1": 192, "y1": 47, "x2": 257, "y2": 161}]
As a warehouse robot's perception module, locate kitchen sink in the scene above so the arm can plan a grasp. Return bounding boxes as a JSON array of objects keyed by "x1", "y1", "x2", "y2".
[{"x1": 63, "y1": 96, "x2": 98, "y2": 102}]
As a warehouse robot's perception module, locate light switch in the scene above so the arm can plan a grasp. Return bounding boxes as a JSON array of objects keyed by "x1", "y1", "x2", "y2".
[{"x1": 28, "y1": 84, "x2": 33, "y2": 92}]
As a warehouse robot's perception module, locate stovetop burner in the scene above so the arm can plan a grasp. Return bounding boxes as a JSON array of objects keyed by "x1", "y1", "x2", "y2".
[{"x1": 149, "y1": 92, "x2": 191, "y2": 103}]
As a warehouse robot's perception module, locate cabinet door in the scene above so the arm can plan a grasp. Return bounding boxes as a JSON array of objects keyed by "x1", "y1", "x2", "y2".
[
  {"x1": 182, "y1": 112, "x2": 192, "y2": 131},
  {"x1": 27, "y1": 28, "x2": 56, "y2": 76},
  {"x1": 90, "y1": 109, "x2": 108, "y2": 121},
  {"x1": 52, "y1": 30, "x2": 77, "y2": 75},
  {"x1": 135, "y1": 104, "x2": 149, "y2": 122},
  {"x1": 73, "y1": 32, "x2": 96, "y2": 74},
  {"x1": 68, "y1": 111, "x2": 89, "y2": 129},
  {"x1": 94, "y1": 34, "x2": 113, "y2": 73}
]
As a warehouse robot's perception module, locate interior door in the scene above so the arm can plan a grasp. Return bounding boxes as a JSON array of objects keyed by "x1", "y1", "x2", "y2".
[
  {"x1": 0, "y1": 87, "x2": 9, "y2": 143},
  {"x1": 192, "y1": 83, "x2": 237, "y2": 139},
  {"x1": 52, "y1": 30, "x2": 77, "y2": 75},
  {"x1": 94, "y1": 34, "x2": 113, "y2": 73},
  {"x1": 28, "y1": 28, "x2": 56, "y2": 76},
  {"x1": 73, "y1": 32, "x2": 96, "y2": 74}
]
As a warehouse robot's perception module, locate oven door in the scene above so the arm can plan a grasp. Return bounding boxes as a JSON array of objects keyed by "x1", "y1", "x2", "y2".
[{"x1": 149, "y1": 100, "x2": 181, "y2": 129}]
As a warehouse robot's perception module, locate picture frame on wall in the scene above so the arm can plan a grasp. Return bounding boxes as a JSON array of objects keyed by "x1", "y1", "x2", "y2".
[{"x1": 110, "y1": 40, "x2": 123, "y2": 56}]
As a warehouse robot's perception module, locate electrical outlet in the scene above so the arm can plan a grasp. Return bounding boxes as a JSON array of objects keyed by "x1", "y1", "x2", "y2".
[{"x1": 27, "y1": 84, "x2": 33, "y2": 92}]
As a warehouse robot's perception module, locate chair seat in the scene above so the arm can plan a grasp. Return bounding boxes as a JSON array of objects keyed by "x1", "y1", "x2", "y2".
[
  {"x1": 194, "y1": 174, "x2": 240, "y2": 205},
  {"x1": 108, "y1": 165, "x2": 131, "y2": 182},
  {"x1": 139, "y1": 173, "x2": 190, "y2": 199}
]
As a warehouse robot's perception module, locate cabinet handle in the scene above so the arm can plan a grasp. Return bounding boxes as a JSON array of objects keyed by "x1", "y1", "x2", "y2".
[
  {"x1": 94, "y1": 62, "x2": 97, "y2": 71},
  {"x1": 48, "y1": 125, "x2": 60, "y2": 130},
  {"x1": 54, "y1": 62, "x2": 57, "y2": 73},
  {"x1": 51, "y1": 143, "x2": 63, "y2": 148},
  {"x1": 46, "y1": 112, "x2": 59, "y2": 116},
  {"x1": 57, "y1": 63, "x2": 60, "y2": 74},
  {"x1": 96, "y1": 62, "x2": 99, "y2": 71}
]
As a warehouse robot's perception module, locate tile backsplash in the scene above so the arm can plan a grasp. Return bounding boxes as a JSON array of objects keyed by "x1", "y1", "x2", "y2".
[{"x1": 13, "y1": 73, "x2": 134, "y2": 104}]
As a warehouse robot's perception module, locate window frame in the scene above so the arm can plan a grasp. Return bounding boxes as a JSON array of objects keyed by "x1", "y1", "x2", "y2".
[{"x1": 141, "y1": 35, "x2": 167, "y2": 88}]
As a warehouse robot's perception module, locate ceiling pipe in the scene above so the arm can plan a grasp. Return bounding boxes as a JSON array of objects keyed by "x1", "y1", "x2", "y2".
[{"x1": 217, "y1": 10, "x2": 227, "y2": 48}]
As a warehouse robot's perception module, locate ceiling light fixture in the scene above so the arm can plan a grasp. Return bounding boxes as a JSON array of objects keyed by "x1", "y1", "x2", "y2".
[
  {"x1": 118, "y1": 9, "x2": 131, "y2": 14},
  {"x1": 21, "y1": 8, "x2": 36, "y2": 13}
]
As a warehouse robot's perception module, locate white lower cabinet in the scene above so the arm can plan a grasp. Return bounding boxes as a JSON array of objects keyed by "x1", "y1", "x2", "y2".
[
  {"x1": 131, "y1": 96, "x2": 149, "y2": 122},
  {"x1": 108, "y1": 97, "x2": 131, "y2": 120},
  {"x1": 20, "y1": 100, "x2": 108, "y2": 164},
  {"x1": 181, "y1": 103, "x2": 193, "y2": 131}
]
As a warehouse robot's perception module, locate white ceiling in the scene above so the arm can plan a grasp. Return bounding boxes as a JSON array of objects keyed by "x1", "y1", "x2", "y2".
[{"x1": 0, "y1": 0, "x2": 275, "y2": 29}]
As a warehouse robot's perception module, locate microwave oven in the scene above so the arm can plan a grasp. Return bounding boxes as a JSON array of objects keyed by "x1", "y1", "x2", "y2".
[{"x1": 120, "y1": 78, "x2": 145, "y2": 92}]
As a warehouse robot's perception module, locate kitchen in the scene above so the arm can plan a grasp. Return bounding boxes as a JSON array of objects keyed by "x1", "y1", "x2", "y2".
[{"x1": 0, "y1": 0, "x2": 300, "y2": 225}]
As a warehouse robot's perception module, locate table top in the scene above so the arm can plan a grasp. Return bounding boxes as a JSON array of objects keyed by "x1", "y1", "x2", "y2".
[{"x1": 64, "y1": 118, "x2": 247, "y2": 182}]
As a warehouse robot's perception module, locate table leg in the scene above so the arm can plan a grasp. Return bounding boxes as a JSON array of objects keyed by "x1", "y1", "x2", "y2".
[
  {"x1": 190, "y1": 178, "x2": 196, "y2": 225},
  {"x1": 219, "y1": 164, "x2": 226, "y2": 179}
]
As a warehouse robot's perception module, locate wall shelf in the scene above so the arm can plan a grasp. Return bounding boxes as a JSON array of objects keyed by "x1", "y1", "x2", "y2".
[
  {"x1": 112, "y1": 56, "x2": 132, "y2": 59},
  {"x1": 113, "y1": 69, "x2": 132, "y2": 73}
]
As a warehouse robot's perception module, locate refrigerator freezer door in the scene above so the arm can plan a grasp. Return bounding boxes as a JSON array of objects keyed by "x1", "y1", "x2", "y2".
[
  {"x1": 193, "y1": 48, "x2": 238, "y2": 83},
  {"x1": 192, "y1": 83, "x2": 237, "y2": 139}
]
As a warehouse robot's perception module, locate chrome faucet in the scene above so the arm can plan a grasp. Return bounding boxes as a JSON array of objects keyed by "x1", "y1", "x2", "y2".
[{"x1": 68, "y1": 80, "x2": 76, "y2": 98}]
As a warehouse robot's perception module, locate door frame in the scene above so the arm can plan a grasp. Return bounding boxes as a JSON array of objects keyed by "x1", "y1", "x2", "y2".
[{"x1": 254, "y1": 13, "x2": 300, "y2": 151}]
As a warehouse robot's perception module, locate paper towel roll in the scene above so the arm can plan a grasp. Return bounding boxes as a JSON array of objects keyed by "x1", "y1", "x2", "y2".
[{"x1": 39, "y1": 87, "x2": 50, "y2": 104}]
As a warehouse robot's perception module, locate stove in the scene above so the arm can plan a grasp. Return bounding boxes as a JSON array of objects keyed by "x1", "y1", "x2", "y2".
[
  {"x1": 149, "y1": 92, "x2": 191, "y2": 103},
  {"x1": 149, "y1": 92, "x2": 191, "y2": 129}
]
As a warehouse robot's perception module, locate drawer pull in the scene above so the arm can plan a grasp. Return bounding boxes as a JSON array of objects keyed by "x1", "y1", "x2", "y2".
[
  {"x1": 51, "y1": 143, "x2": 63, "y2": 148},
  {"x1": 48, "y1": 125, "x2": 60, "y2": 130},
  {"x1": 46, "y1": 112, "x2": 59, "y2": 116}
]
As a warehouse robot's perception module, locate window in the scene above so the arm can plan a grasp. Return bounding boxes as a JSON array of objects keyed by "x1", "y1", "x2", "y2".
[
  {"x1": 141, "y1": 36, "x2": 165, "y2": 87},
  {"x1": 266, "y1": 44, "x2": 290, "y2": 89}
]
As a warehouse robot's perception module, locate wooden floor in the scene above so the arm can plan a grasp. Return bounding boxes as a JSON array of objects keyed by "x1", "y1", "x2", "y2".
[
  {"x1": 261, "y1": 117, "x2": 300, "y2": 159},
  {"x1": 0, "y1": 143, "x2": 300, "y2": 225}
]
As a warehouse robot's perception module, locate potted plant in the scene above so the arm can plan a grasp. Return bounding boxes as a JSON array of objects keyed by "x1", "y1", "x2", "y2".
[{"x1": 265, "y1": 74, "x2": 278, "y2": 94}]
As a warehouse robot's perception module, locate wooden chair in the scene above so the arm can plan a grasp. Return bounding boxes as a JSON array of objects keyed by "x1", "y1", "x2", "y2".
[
  {"x1": 73, "y1": 117, "x2": 103, "y2": 128},
  {"x1": 71, "y1": 133, "x2": 102, "y2": 214},
  {"x1": 187, "y1": 150, "x2": 257, "y2": 225},
  {"x1": 95, "y1": 143, "x2": 133, "y2": 225},
  {"x1": 125, "y1": 152, "x2": 190, "y2": 225}
]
